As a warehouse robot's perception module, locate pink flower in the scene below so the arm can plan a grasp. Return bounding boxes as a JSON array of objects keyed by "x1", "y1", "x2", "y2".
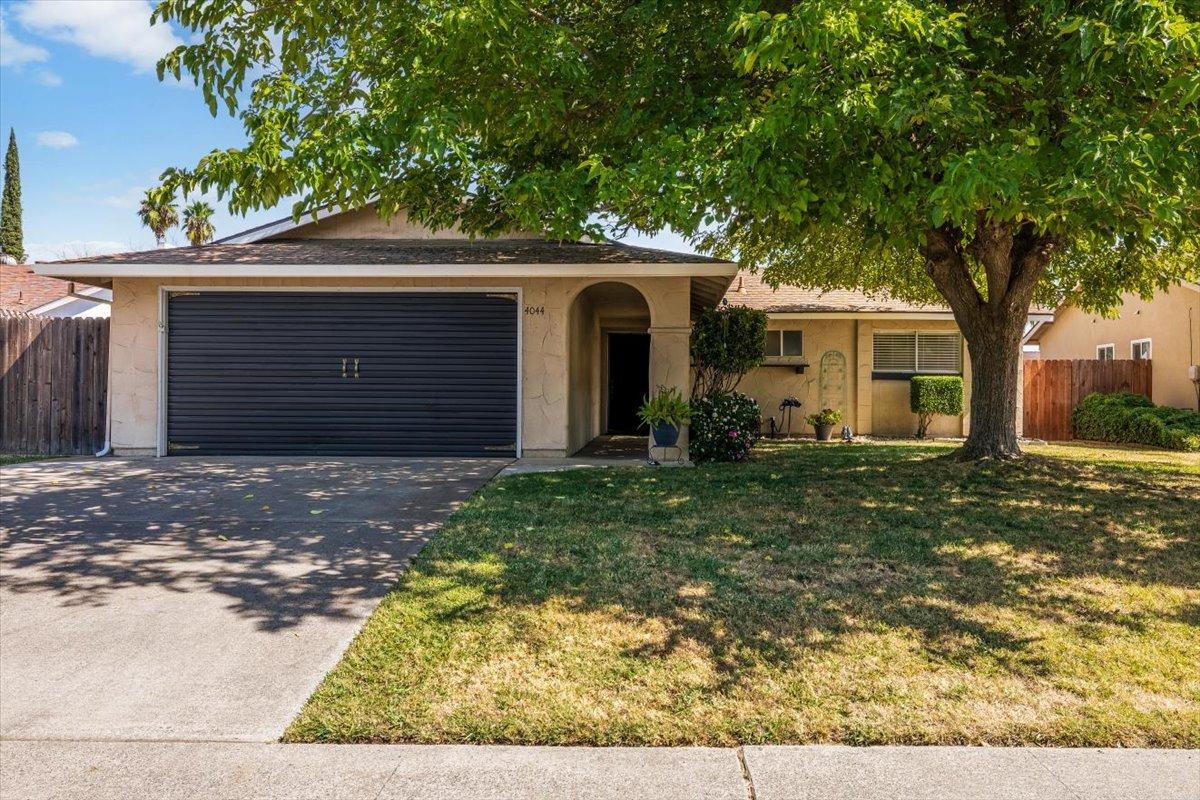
[{"x1": 728, "y1": 430, "x2": 739, "y2": 438}]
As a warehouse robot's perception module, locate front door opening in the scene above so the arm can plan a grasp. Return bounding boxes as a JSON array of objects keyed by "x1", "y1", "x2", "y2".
[{"x1": 606, "y1": 332, "x2": 650, "y2": 434}]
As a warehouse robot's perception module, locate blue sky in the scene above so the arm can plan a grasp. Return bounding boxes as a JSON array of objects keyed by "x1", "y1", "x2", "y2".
[{"x1": 0, "y1": 0, "x2": 693, "y2": 262}]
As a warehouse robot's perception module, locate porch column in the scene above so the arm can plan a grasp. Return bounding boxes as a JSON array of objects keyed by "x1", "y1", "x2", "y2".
[{"x1": 648, "y1": 325, "x2": 692, "y2": 461}]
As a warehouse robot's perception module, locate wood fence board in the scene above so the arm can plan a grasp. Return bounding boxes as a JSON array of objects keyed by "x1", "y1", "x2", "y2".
[
  {"x1": 1022, "y1": 358, "x2": 1152, "y2": 441},
  {"x1": 0, "y1": 314, "x2": 109, "y2": 455}
]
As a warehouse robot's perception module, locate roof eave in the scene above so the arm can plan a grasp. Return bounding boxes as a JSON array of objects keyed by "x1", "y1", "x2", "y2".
[{"x1": 34, "y1": 261, "x2": 738, "y2": 280}]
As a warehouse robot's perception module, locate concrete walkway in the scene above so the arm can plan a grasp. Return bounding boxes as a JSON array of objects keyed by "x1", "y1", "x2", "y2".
[{"x1": 0, "y1": 741, "x2": 1195, "y2": 800}]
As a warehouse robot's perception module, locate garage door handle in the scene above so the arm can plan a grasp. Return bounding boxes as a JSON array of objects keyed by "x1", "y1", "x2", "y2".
[
  {"x1": 342, "y1": 357, "x2": 348, "y2": 378},
  {"x1": 354, "y1": 358, "x2": 360, "y2": 379}
]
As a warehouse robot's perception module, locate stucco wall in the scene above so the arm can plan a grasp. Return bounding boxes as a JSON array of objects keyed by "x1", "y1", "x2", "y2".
[
  {"x1": 276, "y1": 206, "x2": 537, "y2": 240},
  {"x1": 738, "y1": 317, "x2": 972, "y2": 438},
  {"x1": 1036, "y1": 284, "x2": 1200, "y2": 410},
  {"x1": 737, "y1": 318, "x2": 859, "y2": 434},
  {"x1": 107, "y1": 274, "x2": 692, "y2": 457}
]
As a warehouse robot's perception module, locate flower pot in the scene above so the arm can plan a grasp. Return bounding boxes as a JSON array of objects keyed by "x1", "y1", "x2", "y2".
[
  {"x1": 652, "y1": 423, "x2": 680, "y2": 447},
  {"x1": 813, "y1": 423, "x2": 834, "y2": 441}
]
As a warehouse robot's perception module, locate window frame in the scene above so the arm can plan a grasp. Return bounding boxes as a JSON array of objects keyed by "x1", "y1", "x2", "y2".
[
  {"x1": 763, "y1": 328, "x2": 805, "y2": 364},
  {"x1": 872, "y1": 330, "x2": 962, "y2": 376},
  {"x1": 1096, "y1": 343, "x2": 1115, "y2": 361},
  {"x1": 1130, "y1": 338, "x2": 1152, "y2": 360}
]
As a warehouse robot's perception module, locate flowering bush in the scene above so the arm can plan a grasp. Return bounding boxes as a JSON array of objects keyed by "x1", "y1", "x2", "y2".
[{"x1": 690, "y1": 391, "x2": 761, "y2": 462}]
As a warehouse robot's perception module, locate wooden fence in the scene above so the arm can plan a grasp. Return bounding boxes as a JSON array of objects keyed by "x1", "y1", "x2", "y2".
[
  {"x1": 1022, "y1": 358, "x2": 1152, "y2": 441},
  {"x1": 1, "y1": 313, "x2": 109, "y2": 455}
]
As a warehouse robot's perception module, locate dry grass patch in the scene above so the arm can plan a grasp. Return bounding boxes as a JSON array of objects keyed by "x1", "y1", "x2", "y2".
[{"x1": 286, "y1": 440, "x2": 1199, "y2": 746}]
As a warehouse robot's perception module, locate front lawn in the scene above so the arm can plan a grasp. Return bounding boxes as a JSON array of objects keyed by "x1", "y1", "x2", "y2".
[{"x1": 286, "y1": 441, "x2": 1199, "y2": 747}]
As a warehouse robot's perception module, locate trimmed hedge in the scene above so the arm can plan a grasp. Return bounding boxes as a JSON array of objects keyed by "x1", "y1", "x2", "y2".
[
  {"x1": 1072, "y1": 392, "x2": 1200, "y2": 452},
  {"x1": 910, "y1": 375, "x2": 964, "y2": 438},
  {"x1": 690, "y1": 391, "x2": 761, "y2": 462}
]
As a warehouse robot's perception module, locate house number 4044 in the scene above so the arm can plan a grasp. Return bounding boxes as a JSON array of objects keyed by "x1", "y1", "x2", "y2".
[{"x1": 524, "y1": 306, "x2": 546, "y2": 316}]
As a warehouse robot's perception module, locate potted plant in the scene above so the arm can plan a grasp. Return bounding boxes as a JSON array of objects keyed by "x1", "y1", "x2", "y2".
[
  {"x1": 806, "y1": 408, "x2": 843, "y2": 441},
  {"x1": 638, "y1": 386, "x2": 692, "y2": 447}
]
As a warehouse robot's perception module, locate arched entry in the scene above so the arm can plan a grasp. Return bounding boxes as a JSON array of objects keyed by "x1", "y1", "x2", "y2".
[{"x1": 567, "y1": 281, "x2": 653, "y2": 454}]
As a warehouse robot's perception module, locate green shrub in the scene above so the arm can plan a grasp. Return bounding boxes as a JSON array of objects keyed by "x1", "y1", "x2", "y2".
[
  {"x1": 1072, "y1": 392, "x2": 1200, "y2": 452},
  {"x1": 690, "y1": 391, "x2": 761, "y2": 462},
  {"x1": 910, "y1": 375, "x2": 964, "y2": 438},
  {"x1": 691, "y1": 305, "x2": 769, "y2": 397}
]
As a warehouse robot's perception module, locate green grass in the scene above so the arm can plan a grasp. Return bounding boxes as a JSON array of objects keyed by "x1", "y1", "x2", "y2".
[
  {"x1": 286, "y1": 440, "x2": 1200, "y2": 747},
  {"x1": 0, "y1": 454, "x2": 61, "y2": 467}
]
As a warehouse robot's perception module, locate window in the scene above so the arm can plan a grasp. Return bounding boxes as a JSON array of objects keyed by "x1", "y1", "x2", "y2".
[
  {"x1": 1131, "y1": 339, "x2": 1151, "y2": 360},
  {"x1": 1096, "y1": 344, "x2": 1115, "y2": 361},
  {"x1": 764, "y1": 329, "x2": 803, "y2": 359},
  {"x1": 873, "y1": 331, "x2": 962, "y2": 374}
]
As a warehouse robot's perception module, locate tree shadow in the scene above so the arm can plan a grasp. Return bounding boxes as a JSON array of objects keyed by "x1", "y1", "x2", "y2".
[
  {"x1": 1, "y1": 457, "x2": 506, "y2": 631},
  {"x1": 388, "y1": 442, "x2": 1199, "y2": 709}
]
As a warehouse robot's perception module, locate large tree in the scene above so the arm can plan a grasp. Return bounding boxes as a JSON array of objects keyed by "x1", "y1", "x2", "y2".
[
  {"x1": 154, "y1": 0, "x2": 1199, "y2": 458},
  {"x1": 0, "y1": 129, "x2": 24, "y2": 262}
]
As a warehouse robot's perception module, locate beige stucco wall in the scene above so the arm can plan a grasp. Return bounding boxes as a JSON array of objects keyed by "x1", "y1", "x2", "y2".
[
  {"x1": 737, "y1": 317, "x2": 972, "y2": 438},
  {"x1": 1036, "y1": 284, "x2": 1200, "y2": 410},
  {"x1": 107, "y1": 274, "x2": 692, "y2": 457},
  {"x1": 277, "y1": 206, "x2": 537, "y2": 240}
]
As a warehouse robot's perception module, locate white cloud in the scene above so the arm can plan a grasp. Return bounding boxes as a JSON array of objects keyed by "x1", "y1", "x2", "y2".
[
  {"x1": 15, "y1": 0, "x2": 182, "y2": 74},
  {"x1": 27, "y1": 240, "x2": 129, "y2": 263},
  {"x1": 0, "y1": 12, "x2": 48, "y2": 67},
  {"x1": 36, "y1": 69, "x2": 61, "y2": 86},
  {"x1": 36, "y1": 131, "x2": 79, "y2": 149},
  {"x1": 98, "y1": 185, "x2": 148, "y2": 209}
]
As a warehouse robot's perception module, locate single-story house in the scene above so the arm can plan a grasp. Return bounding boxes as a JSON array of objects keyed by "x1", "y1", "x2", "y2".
[
  {"x1": 1025, "y1": 282, "x2": 1200, "y2": 410},
  {"x1": 35, "y1": 205, "x2": 736, "y2": 458},
  {"x1": 1, "y1": 261, "x2": 112, "y2": 317},
  {"x1": 726, "y1": 271, "x2": 1052, "y2": 438}
]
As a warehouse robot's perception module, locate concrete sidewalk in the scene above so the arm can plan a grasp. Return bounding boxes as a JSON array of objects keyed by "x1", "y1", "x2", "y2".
[{"x1": 1, "y1": 741, "x2": 1194, "y2": 800}]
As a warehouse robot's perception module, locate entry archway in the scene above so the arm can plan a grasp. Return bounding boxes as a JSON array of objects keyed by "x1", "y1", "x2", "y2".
[{"x1": 566, "y1": 281, "x2": 653, "y2": 454}]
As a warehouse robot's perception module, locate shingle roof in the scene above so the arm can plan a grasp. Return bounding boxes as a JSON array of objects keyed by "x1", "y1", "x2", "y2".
[
  {"x1": 45, "y1": 238, "x2": 730, "y2": 266},
  {"x1": 1, "y1": 264, "x2": 73, "y2": 312},
  {"x1": 723, "y1": 271, "x2": 951, "y2": 314}
]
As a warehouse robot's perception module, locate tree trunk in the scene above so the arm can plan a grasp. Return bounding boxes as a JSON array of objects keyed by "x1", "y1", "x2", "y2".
[
  {"x1": 922, "y1": 217, "x2": 1057, "y2": 460},
  {"x1": 959, "y1": 313, "x2": 1025, "y2": 459}
]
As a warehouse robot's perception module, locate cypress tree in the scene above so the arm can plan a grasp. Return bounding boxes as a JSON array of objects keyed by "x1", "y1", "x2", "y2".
[{"x1": 0, "y1": 129, "x2": 25, "y2": 262}]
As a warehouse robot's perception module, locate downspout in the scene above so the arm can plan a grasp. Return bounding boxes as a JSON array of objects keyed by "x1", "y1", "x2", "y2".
[{"x1": 95, "y1": 293, "x2": 114, "y2": 457}]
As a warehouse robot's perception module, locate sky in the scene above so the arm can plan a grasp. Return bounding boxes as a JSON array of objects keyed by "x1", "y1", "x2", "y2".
[{"x1": 0, "y1": 0, "x2": 694, "y2": 262}]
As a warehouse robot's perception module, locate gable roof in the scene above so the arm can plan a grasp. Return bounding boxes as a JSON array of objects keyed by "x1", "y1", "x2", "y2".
[{"x1": 723, "y1": 271, "x2": 952, "y2": 315}]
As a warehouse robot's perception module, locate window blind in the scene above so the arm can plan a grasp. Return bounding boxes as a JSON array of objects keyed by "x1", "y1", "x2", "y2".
[
  {"x1": 916, "y1": 333, "x2": 962, "y2": 372},
  {"x1": 873, "y1": 332, "x2": 917, "y2": 371}
]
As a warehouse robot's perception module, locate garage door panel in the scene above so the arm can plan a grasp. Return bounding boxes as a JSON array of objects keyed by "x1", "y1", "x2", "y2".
[{"x1": 166, "y1": 291, "x2": 518, "y2": 456}]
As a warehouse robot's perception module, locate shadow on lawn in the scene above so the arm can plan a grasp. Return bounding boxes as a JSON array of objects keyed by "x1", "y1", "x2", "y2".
[
  {"x1": 408, "y1": 443, "x2": 1199, "y2": 688},
  {"x1": 0, "y1": 457, "x2": 504, "y2": 631}
]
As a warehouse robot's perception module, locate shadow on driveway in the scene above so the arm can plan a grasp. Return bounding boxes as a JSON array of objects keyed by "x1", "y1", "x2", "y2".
[{"x1": 0, "y1": 456, "x2": 505, "y2": 741}]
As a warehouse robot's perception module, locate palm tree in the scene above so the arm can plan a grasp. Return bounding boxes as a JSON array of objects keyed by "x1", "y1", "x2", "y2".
[
  {"x1": 137, "y1": 187, "x2": 179, "y2": 248},
  {"x1": 183, "y1": 201, "x2": 216, "y2": 246}
]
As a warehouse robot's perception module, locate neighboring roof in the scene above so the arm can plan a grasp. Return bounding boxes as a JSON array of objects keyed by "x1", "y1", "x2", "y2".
[
  {"x1": 1, "y1": 264, "x2": 73, "y2": 313},
  {"x1": 723, "y1": 271, "x2": 952, "y2": 315},
  {"x1": 41, "y1": 238, "x2": 731, "y2": 267}
]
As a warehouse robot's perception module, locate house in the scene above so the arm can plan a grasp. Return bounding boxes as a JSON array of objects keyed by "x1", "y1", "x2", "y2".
[
  {"x1": 1, "y1": 261, "x2": 112, "y2": 317},
  {"x1": 725, "y1": 271, "x2": 1052, "y2": 438},
  {"x1": 34, "y1": 205, "x2": 736, "y2": 458},
  {"x1": 1025, "y1": 283, "x2": 1200, "y2": 410}
]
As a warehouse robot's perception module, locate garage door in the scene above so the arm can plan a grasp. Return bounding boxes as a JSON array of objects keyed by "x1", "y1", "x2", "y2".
[{"x1": 165, "y1": 291, "x2": 518, "y2": 456}]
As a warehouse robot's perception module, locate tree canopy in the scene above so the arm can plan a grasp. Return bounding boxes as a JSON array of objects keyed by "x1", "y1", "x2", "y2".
[
  {"x1": 152, "y1": 0, "x2": 1200, "y2": 456},
  {"x1": 155, "y1": 0, "x2": 1198, "y2": 308}
]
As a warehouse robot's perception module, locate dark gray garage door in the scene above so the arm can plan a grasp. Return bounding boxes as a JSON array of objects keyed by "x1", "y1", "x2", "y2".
[{"x1": 166, "y1": 291, "x2": 518, "y2": 456}]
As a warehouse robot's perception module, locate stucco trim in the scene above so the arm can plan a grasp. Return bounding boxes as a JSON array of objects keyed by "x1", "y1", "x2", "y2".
[
  {"x1": 154, "y1": 284, "x2": 525, "y2": 458},
  {"x1": 37, "y1": 262, "x2": 738, "y2": 279}
]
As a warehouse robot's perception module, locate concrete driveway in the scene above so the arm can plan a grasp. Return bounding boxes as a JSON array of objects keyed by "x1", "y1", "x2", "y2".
[{"x1": 0, "y1": 457, "x2": 506, "y2": 742}]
